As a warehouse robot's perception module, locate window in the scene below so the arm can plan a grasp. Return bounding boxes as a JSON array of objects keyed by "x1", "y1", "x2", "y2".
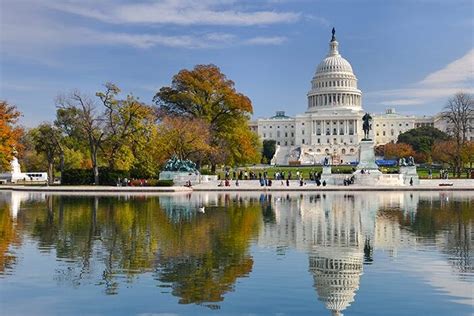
[
  {"x1": 317, "y1": 138, "x2": 320, "y2": 144},
  {"x1": 342, "y1": 148, "x2": 346, "y2": 155},
  {"x1": 277, "y1": 141, "x2": 280, "y2": 145},
  {"x1": 263, "y1": 133, "x2": 266, "y2": 138},
  {"x1": 277, "y1": 131, "x2": 280, "y2": 137},
  {"x1": 285, "y1": 141, "x2": 288, "y2": 146},
  {"x1": 302, "y1": 139, "x2": 305, "y2": 144},
  {"x1": 285, "y1": 132, "x2": 288, "y2": 137},
  {"x1": 383, "y1": 131, "x2": 386, "y2": 136},
  {"x1": 302, "y1": 130, "x2": 305, "y2": 135},
  {"x1": 291, "y1": 132, "x2": 294, "y2": 137}
]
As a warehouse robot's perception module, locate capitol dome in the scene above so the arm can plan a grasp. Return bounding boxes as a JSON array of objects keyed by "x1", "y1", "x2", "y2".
[
  {"x1": 315, "y1": 47, "x2": 354, "y2": 75},
  {"x1": 307, "y1": 28, "x2": 362, "y2": 111}
]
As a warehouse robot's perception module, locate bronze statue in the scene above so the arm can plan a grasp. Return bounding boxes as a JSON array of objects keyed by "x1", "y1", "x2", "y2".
[
  {"x1": 362, "y1": 113, "x2": 372, "y2": 140},
  {"x1": 163, "y1": 155, "x2": 198, "y2": 173},
  {"x1": 331, "y1": 27, "x2": 336, "y2": 42}
]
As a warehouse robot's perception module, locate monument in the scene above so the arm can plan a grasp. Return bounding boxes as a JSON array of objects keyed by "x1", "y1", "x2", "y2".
[
  {"x1": 399, "y1": 156, "x2": 420, "y2": 185},
  {"x1": 159, "y1": 156, "x2": 201, "y2": 185},
  {"x1": 353, "y1": 114, "x2": 382, "y2": 184}
]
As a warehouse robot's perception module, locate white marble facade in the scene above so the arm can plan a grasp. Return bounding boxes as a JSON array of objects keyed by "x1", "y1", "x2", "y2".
[{"x1": 253, "y1": 30, "x2": 473, "y2": 165}]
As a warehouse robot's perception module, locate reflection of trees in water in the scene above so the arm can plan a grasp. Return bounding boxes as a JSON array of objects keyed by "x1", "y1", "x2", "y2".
[
  {"x1": 0, "y1": 203, "x2": 22, "y2": 275},
  {"x1": 385, "y1": 198, "x2": 473, "y2": 277},
  {"x1": 9, "y1": 195, "x2": 261, "y2": 303},
  {"x1": 413, "y1": 200, "x2": 473, "y2": 276},
  {"x1": 153, "y1": 203, "x2": 261, "y2": 307}
]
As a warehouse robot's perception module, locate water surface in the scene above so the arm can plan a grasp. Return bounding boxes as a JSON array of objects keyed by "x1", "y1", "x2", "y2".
[{"x1": 0, "y1": 191, "x2": 472, "y2": 315}]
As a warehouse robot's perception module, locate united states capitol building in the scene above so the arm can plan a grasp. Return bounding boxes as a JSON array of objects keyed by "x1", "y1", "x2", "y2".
[{"x1": 250, "y1": 29, "x2": 463, "y2": 165}]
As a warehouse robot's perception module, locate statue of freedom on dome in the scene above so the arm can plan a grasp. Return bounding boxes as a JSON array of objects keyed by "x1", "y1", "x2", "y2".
[{"x1": 362, "y1": 113, "x2": 372, "y2": 140}]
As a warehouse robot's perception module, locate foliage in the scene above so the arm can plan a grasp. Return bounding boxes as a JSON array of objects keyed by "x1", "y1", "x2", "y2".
[
  {"x1": 156, "y1": 116, "x2": 211, "y2": 162},
  {"x1": 441, "y1": 92, "x2": 473, "y2": 177},
  {"x1": 153, "y1": 64, "x2": 259, "y2": 169},
  {"x1": 61, "y1": 168, "x2": 95, "y2": 185},
  {"x1": 398, "y1": 126, "x2": 450, "y2": 155},
  {"x1": 0, "y1": 101, "x2": 23, "y2": 171},
  {"x1": 262, "y1": 140, "x2": 276, "y2": 163},
  {"x1": 56, "y1": 91, "x2": 105, "y2": 184},
  {"x1": 96, "y1": 83, "x2": 156, "y2": 170},
  {"x1": 30, "y1": 123, "x2": 64, "y2": 184},
  {"x1": 383, "y1": 142, "x2": 415, "y2": 159}
]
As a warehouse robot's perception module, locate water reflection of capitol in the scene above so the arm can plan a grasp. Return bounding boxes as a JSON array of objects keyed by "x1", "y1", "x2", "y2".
[{"x1": 257, "y1": 192, "x2": 423, "y2": 316}]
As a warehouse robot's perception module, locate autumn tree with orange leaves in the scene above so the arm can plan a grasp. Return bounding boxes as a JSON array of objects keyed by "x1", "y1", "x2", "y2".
[
  {"x1": 154, "y1": 64, "x2": 260, "y2": 171},
  {"x1": 0, "y1": 101, "x2": 23, "y2": 171}
]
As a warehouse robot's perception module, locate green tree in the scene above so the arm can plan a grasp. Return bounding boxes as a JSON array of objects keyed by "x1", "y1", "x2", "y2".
[
  {"x1": 96, "y1": 83, "x2": 156, "y2": 171},
  {"x1": 153, "y1": 64, "x2": 259, "y2": 171},
  {"x1": 56, "y1": 91, "x2": 105, "y2": 185},
  {"x1": 31, "y1": 123, "x2": 64, "y2": 184},
  {"x1": 262, "y1": 140, "x2": 276, "y2": 164},
  {"x1": 398, "y1": 126, "x2": 450, "y2": 153}
]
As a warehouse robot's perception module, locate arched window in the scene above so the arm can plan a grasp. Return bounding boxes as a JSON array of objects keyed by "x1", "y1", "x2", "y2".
[{"x1": 342, "y1": 148, "x2": 346, "y2": 155}]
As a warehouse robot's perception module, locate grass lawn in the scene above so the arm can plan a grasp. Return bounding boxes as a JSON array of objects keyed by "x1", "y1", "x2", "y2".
[{"x1": 214, "y1": 165, "x2": 473, "y2": 179}]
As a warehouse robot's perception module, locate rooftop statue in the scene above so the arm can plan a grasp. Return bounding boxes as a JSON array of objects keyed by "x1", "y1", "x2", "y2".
[
  {"x1": 331, "y1": 27, "x2": 336, "y2": 42},
  {"x1": 162, "y1": 156, "x2": 198, "y2": 173},
  {"x1": 362, "y1": 113, "x2": 372, "y2": 140}
]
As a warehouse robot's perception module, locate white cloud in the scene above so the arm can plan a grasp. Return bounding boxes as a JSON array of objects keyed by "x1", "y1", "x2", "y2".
[
  {"x1": 0, "y1": 0, "x2": 294, "y2": 54},
  {"x1": 245, "y1": 36, "x2": 287, "y2": 45},
  {"x1": 43, "y1": 0, "x2": 301, "y2": 26},
  {"x1": 367, "y1": 49, "x2": 474, "y2": 107}
]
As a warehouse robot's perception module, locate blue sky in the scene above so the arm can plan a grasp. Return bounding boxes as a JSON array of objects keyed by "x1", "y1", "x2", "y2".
[{"x1": 1, "y1": 0, "x2": 473, "y2": 126}]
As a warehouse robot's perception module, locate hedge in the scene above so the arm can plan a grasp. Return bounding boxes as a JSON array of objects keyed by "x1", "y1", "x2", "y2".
[
  {"x1": 61, "y1": 168, "x2": 129, "y2": 185},
  {"x1": 61, "y1": 169, "x2": 174, "y2": 186}
]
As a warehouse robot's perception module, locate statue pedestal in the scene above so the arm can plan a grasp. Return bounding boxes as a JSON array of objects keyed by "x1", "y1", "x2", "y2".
[
  {"x1": 356, "y1": 140, "x2": 379, "y2": 170},
  {"x1": 353, "y1": 139, "x2": 382, "y2": 185},
  {"x1": 159, "y1": 171, "x2": 200, "y2": 185},
  {"x1": 399, "y1": 166, "x2": 420, "y2": 185},
  {"x1": 322, "y1": 166, "x2": 332, "y2": 175}
]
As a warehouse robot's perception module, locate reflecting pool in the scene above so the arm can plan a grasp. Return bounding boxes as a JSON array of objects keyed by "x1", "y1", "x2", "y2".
[{"x1": 0, "y1": 191, "x2": 472, "y2": 315}]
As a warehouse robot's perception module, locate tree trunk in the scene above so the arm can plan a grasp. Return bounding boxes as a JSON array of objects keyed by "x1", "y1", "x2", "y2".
[
  {"x1": 91, "y1": 147, "x2": 99, "y2": 185},
  {"x1": 211, "y1": 163, "x2": 216, "y2": 174},
  {"x1": 48, "y1": 161, "x2": 54, "y2": 185},
  {"x1": 59, "y1": 152, "x2": 65, "y2": 184}
]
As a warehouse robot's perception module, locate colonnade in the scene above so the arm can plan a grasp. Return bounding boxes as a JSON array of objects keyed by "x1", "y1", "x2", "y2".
[{"x1": 308, "y1": 93, "x2": 361, "y2": 108}]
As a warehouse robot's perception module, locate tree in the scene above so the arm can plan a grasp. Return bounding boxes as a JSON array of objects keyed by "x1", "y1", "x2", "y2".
[
  {"x1": 96, "y1": 83, "x2": 156, "y2": 170},
  {"x1": 432, "y1": 140, "x2": 458, "y2": 172},
  {"x1": 0, "y1": 101, "x2": 23, "y2": 171},
  {"x1": 155, "y1": 116, "x2": 211, "y2": 163},
  {"x1": 56, "y1": 91, "x2": 105, "y2": 185},
  {"x1": 442, "y1": 92, "x2": 473, "y2": 177},
  {"x1": 262, "y1": 140, "x2": 276, "y2": 164},
  {"x1": 383, "y1": 142, "x2": 415, "y2": 160},
  {"x1": 397, "y1": 126, "x2": 450, "y2": 161},
  {"x1": 30, "y1": 124, "x2": 64, "y2": 185},
  {"x1": 153, "y1": 64, "x2": 259, "y2": 171}
]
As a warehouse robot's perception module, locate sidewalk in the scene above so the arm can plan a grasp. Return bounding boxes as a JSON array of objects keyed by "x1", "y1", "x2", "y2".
[{"x1": 0, "y1": 179, "x2": 472, "y2": 193}]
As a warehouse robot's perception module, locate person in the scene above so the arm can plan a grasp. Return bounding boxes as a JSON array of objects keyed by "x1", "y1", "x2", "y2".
[
  {"x1": 286, "y1": 179, "x2": 290, "y2": 186},
  {"x1": 316, "y1": 179, "x2": 321, "y2": 186},
  {"x1": 428, "y1": 168, "x2": 432, "y2": 179},
  {"x1": 322, "y1": 180, "x2": 327, "y2": 187},
  {"x1": 235, "y1": 179, "x2": 239, "y2": 186},
  {"x1": 268, "y1": 179, "x2": 272, "y2": 187},
  {"x1": 218, "y1": 180, "x2": 224, "y2": 187},
  {"x1": 225, "y1": 179, "x2": 230, "y2": 186},
  {"x1": 409, "y1": 177, "x2": 413, "y2": 186},
  {"x1": 300, "y1": 178, "x2": 303, "y2": 186}
]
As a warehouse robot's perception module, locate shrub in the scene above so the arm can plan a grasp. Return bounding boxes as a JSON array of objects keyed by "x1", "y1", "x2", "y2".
[
  {"x1": 61, "y1": 169, "x2": 94, "y2": 185},
  {"x1": 98, "y1": 168, "x2": 129, "y2": 186},
  {"x1": 61, "y1": 168, "x2": 129, "y2": 185}
]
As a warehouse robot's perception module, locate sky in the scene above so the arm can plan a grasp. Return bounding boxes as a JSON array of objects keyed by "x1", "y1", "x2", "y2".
[{"x1": 1, "y1": 0, "x2": 473, "y2": 127}]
